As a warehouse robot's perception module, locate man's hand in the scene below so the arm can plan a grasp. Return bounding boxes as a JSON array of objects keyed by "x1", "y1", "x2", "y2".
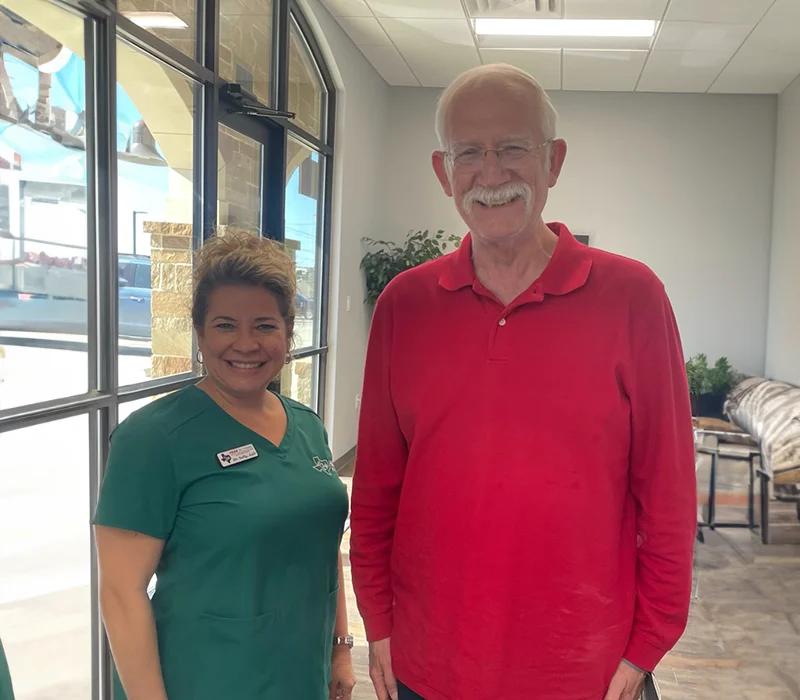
[
  {"x1": 368, "y1": 637, "x2": 398, "y2": 700},
  {"x1": 603, "y1": 660, "x2": 646, "y2": 700},
  {"x1": 329, "y1": 646, "x2": 356, "y2": 700}
]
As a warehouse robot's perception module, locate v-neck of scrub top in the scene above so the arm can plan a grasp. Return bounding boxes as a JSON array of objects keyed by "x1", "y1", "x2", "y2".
[{"x1": 189, "y1": 384, "x2": 296, "y2": 458}]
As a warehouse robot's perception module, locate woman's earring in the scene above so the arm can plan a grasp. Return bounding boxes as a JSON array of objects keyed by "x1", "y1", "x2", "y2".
[
  {"x1": 284, "y1": 353, "x2": 292, "y2": 365},
  {"x1": 196, "y1": 349, "x2": 204, "y2": 364}
]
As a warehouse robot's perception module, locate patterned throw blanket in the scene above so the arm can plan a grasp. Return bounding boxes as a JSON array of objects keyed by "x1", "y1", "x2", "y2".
[{"x1": 725, "y1": 377, "x2": 800, "y2": 485}]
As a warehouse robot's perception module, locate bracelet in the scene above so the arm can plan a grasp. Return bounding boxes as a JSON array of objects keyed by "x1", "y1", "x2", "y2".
[{"x1": 333, "y1": 635, "x2": 354, "y2": 648}]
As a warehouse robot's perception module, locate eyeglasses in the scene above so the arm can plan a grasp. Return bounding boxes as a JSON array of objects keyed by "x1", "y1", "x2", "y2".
[{"x1": 445, "y1": 139, "x2": 554, "y2": 170}]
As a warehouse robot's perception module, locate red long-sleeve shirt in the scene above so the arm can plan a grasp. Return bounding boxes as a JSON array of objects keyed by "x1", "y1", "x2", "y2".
[{"x1": 351, "y1": 223, "x2": 697, "y2": 700}]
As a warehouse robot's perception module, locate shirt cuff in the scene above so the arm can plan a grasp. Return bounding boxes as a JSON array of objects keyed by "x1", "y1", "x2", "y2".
[
  {"x1": 622, "y1": 658, "x2": 647, "y2": 675},
  {"x1": 623, "y1": 633, "x2": 668, "y2": 673},
  {"x1": 363, "y1": 611, "x2": 393, "y2": 643}
]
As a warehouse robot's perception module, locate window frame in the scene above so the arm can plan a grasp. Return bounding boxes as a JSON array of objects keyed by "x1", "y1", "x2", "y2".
[{"x1": 0, "y1": 1, "x2": 336, "y2": 698}]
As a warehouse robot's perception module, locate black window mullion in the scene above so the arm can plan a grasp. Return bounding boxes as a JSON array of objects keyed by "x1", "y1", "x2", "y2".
[
  {"x1": 200, "y1": 0, "x2": 220, "y2": 240},
  {"x1": 318, "y1": 151, "x2": 333, "y2": 352},
  {"x1": 285, "y1": 121, "x2": 332, "y2": 155},
  {"x1": 53, "y1": 0, "x2": 112, "y2": 18},
  {"x1": 199, "y1": 84, "x2": 219, "y2": 244},
  {"x1": 276, "y1": 0, "x2": 291, "y2": 111},
  {"x1": 264, "y1": 124, "x2": 287, "y2": 243},
  {"x1": 84, "y1": 10, "x2": 118, "y2": 700}
]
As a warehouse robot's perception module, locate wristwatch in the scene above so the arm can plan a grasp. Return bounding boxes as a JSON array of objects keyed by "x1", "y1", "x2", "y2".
[{"x1": 333, "y1": 635, "x2": 354, "y2": 649}]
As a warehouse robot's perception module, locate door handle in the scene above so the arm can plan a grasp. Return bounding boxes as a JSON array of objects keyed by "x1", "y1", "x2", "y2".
[{"x1": 130, "y1": 296, "x2": 145, "y2": 303}]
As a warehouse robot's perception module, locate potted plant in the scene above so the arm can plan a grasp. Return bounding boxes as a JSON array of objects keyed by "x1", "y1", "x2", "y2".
[
  {"x1": 685, "y1": 354, "x2": 745, "y2": 419},
  {"x1": 360, "y1": 229, "x2": 461, "y2": 305}
]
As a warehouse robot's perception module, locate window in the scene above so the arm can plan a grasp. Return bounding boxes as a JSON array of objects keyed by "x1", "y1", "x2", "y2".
[
  {"x1": 0, "y1": 3, "x2": 335, "y2": 697},
  {"x1": 280, "y1": 353, "x2": 319, "y2": 410},
  {"x1": 285, "y1": 136, "x2": 324, "y2": 350},
  {"x1": 0, "y1": 0, "x2": 89, "y2": 411},
  {"x1": 116, "y1": 40, "x2": 199, "y2": 384},
  {"x1": 288, "y1": 16, "x2": 326, "y2": 140},
  {"x1": 119, "y1": 0, "x2": 197, "y2": 59},
  {"x1": 0, "y1": 415, "x2": 91, "y2": 698},
  {"x1": 217, "y1": 124, "x2": 264, "y2": 231},
  {"x1": 219, "y1": 0, "x2": 274, "y2": 106}
]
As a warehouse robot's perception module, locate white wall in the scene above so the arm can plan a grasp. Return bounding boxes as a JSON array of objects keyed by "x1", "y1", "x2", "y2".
[
  {"x1": 382, "y1": 88, "x2": 777, "y2": 377},
  {"x1": 299, "y1": 0, "x2": 388, "y2": 459},
  {"x1": 765, "y1": 76, "x2": 800, "y2": 386}
]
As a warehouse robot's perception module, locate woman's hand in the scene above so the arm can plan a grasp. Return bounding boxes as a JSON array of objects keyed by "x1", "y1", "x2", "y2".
[{"x1": 329, "y1": 646, "x2": 356, "y2": 700}]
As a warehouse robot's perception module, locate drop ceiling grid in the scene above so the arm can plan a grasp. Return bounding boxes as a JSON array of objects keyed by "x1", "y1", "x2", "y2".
[{"x1": 323, "y1": 0, "x2": 800, "y2": 94}]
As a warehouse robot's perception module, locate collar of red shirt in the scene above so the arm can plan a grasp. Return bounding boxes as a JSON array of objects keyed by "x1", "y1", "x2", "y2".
[{"x1": 438, "y1": 222, "x2": 593, "y2": 298}]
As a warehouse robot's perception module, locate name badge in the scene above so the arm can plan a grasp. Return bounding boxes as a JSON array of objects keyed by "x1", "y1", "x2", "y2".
[{"x1": 217, "y1": 444, "x2": 258, "y2": 468}]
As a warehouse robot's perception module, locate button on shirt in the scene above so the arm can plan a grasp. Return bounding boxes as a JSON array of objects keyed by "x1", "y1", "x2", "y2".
[{"x1": 350, "y1": 223, "x2": 697, "y2": 700}]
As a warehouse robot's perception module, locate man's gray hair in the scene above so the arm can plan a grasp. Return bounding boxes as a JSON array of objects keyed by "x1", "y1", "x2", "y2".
[{"x1": 434, "y1": 63, "x2": 559, "y2": 150}]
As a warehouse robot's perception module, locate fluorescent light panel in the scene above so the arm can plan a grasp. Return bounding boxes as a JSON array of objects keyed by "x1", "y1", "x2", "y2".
[
  {"x1": 474, "y1": 18, "x2": 656, "y2": 38},
  {"x1": 124, "y1": 12, "x2": 189, "y2": 30}
]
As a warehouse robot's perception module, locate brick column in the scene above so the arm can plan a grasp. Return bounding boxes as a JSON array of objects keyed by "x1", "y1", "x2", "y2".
[{"x1": 146, "y1": 222, "x2": 194, "y2": 378}]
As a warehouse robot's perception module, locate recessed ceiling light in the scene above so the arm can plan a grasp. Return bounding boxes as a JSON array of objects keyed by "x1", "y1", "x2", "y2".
[
  {"x1": 124, "y1": 12, "x2": 189, "y2": 30},
  {"x1": 474, "y1": 18, "x2": 657, "y2": 38}
]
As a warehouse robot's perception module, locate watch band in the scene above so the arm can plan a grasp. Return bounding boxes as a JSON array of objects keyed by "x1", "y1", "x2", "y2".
[{"x1": 333, "y1": 635, "x2": 354, "y2": 648}]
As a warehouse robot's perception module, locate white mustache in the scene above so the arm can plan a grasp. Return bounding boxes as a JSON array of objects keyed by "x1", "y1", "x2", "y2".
[{"x1": 462, "y1": 182, "x2": 532, "y2": 213}]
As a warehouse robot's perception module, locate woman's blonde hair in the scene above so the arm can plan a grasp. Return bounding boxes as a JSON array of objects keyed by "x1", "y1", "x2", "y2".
[{"x1": 192, "y1": 228, "x2": 296, "y2": 330}]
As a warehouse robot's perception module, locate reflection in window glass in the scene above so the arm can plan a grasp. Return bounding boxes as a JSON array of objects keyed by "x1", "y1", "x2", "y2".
[
  {"x1": 285, "y1": 136, "x2": 323, "y2": 351},
  {"x1": 219, "y1": 0, "x2": 273, "y2": 106},
  {"x1": 119, "y1": 0, "x2": 196, "y2": 59},
  {"x1": 280, "y1": 354, "x2": 318, "y2": 411},
  {"x1": 116, "y1": 40, "x2": 197, "y2": 385},
  {"x1": 288, "y1": 17, "x2": 326, "y2": 140},
  {"x1": 217, "y1": 124, "x2": 263, "y2": 231},
  {"x1": 0, "y1": 1, "x2": 89, "y2": 411},
  {"x1": 0, "y1": 414, "x2": 90, "y2": 698}
]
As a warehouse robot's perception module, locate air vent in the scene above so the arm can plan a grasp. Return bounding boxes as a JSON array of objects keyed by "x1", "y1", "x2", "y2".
[{"x1": 465, "y1": 0, "x2": 561, "y2": 18}]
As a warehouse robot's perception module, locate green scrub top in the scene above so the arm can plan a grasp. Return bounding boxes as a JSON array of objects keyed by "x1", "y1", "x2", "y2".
[
  {"x1": 93, "y1": 385, "x2": 349, "y2": 700},
  {"x1": 0, "y1": 637, "x2": 15, "y2": 700}
]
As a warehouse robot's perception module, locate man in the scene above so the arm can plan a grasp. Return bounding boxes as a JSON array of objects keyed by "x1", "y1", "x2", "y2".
[{"x1": 350, "y1": 64, "x2": 696, "y2": 700}]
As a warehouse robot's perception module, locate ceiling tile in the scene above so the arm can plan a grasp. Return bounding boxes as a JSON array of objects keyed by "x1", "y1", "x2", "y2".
[
  {"x1": 709, "y1": 71, "x2": 798, "y2": 94},
  {"x1": 709, "y1": 47, "x2": 800, "y2": 93},
  {"x1": 336, "y1": 17, "x2": 392, "y2": 46},
  {"x1": 479, "y1": 49, "x2": 562, "y2": 90},
  {"x1": 321, "y1": 0, "x2": 373, "y2": 18},
  {"x1": 655, "y1": 21, "x2": 753, "y2": 53},
  {"x1": 637, "y1": 50, "x2": 731, "y2": 92},
  {"x1": 379, "y1": 18, "x2": 479, "y2": 87},
  {"x1": 666, "y1": 0, "x2": 775, "y2": 25},
  {"x1": 358, "y1": 45, "x2": 420, "y2": 86},
  {"x1": 406, "y1": 50, "x2": 482, "y2": 87},
  {"x1": 740, "y1": 0, "x2": 800, "y2": 54},
  {"x1": 379, "y1": 17, "x2": 475, "y2": 47},
  {"x1": 562, "y1": 50, "x2": 647, "y2": 90},
  {"x1": 564, "y1": 0, "x2": 669, "y2": 20},
  {"x1": 366, "y1": 0, "x2": 465, "y2": 19}
]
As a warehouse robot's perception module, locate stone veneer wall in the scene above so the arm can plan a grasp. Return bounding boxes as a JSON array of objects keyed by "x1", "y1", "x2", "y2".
[
  {"x1": 146, "y1": 222, "x2": 195, "y2": 379},
  {"x1": 218, "y1": 125, "x2": 263, "y2": 228},
  {"x1": 288, "y1": 23, "x2": 323, "y2": 139}
]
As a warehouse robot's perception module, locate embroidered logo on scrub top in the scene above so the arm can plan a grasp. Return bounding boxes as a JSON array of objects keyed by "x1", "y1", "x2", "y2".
[
  {"x1": 312, "y1": 456, "x2": 336, "y2": 476},
  {"x1": 217, "y1": 444, "x2": 258, "y2": 468}
]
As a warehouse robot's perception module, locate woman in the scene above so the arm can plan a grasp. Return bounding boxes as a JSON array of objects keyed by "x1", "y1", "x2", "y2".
[
  {"x1": 93, "y1": 231, "x2": 355, "y2": 700},
  {"x1": 0, "y1": 636, "x2": 15, "y2": 700}
]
